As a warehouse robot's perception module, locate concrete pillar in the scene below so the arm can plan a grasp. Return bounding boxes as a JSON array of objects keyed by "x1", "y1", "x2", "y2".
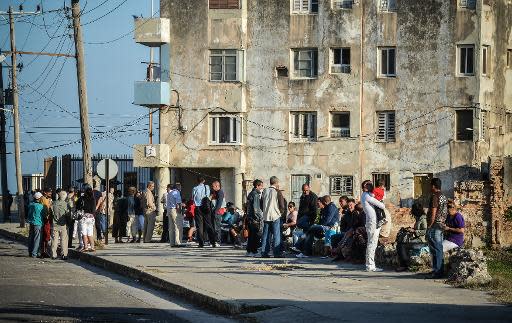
[
  {"x1": 234, "y1": 168, "x2": 243, "y2": 208},
  {"x1": 155, "y1": 167, "x2": 170, "y2": 221}
]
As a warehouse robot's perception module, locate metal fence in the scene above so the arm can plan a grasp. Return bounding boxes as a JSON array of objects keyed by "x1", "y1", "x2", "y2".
[{"x1": 44, "y1": 154, "x2": 153, "y2": 194}]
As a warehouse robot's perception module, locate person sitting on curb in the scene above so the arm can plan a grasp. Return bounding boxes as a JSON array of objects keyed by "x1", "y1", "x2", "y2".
[
  {"x1": 395, "y1": 201, "x2": 428, "y2": 272},
  {"x1": 296, "y1": 195, "x2": 339, "y2": 258},
  {"x1": 442, "y1": 201, "x2": 465, "y2": 252}
]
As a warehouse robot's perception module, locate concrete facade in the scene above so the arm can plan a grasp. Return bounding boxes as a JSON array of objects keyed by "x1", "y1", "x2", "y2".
[{"x1": 154, "y1": 0, "x2": 512, "y2": 207}]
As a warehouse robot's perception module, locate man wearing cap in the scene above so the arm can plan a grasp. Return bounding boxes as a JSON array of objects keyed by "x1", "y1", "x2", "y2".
[{"x1": 27, "y1": 192, "x2": 44, "y2": 258}]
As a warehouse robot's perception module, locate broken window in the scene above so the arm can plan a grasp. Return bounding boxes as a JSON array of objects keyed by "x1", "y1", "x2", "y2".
[
  {"x1": 330, "y1": 175, "x2": 354, "y2": 196},
  {"x1": 379, "y1": 47, "x2": 396, "y2": 77},
  {"x1": 209, "y1": 114, "x2": 241, "y2": 144},
  {"x1": 292, "y1": 49, "x2": 318, "y2": 78},
  {"x1": 380, "y1": 0, "x2": 397, "y2": 12},
  {"x1": 459, "y1": 0, "x2": 476, "y2": 9},
  {"x1": 333, "y1": 0, "x2": 353, "y2": 9},
  {"x1": 292, "y1": 0, "x2": 318, "y2": 13},
  {"x1": 209, "y1": 0, "x2": 240, "y2": 9},
  {"x1": 290, "y1": 112, "x2": 317, "y2": 141},
  {"x1": 331, "y1": 112, "x2": 350, "y2": 138},
  {"x1": 482, "y1": 45, "x2": 490, "y2": 76},
  {"x1": 456, "y1": 110, "x2": 474, "y2": 141},
  {"x1": 458, "y1": 45, "x2": 475, "y2": 76},
  {"x1": 372, "y1": 173, "x2": 391, "y2": 191},
  {"x1": 331, "y1": 48, "x2": 351, "y2": 74},
  {"x1": 376, "y1": 111, "x2": 396, "y2": 142}
]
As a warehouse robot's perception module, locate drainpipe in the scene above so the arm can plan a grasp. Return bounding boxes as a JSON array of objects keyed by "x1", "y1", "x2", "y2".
[{"x1": 358, "y1": 1, "x2": 365, "y2": 195}]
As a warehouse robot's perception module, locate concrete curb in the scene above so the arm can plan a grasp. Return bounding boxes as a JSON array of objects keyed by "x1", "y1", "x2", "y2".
[{"x1": 0, "y1": 228, "x2": 267, "y2": 317}]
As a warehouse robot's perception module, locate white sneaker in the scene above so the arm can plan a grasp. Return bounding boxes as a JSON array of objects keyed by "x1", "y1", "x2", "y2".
[
  {"x1": 296, "y1": 253, "x2": 309, "y2": 258},
  {"x1": 366, "y1": 267, "x2": 384, "y2": 272}
]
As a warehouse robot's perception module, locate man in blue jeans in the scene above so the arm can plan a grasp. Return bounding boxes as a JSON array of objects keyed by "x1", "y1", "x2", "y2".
[
  {"x1": 426, "y1": 178, "x2": 448, "y2": 279},
  {"x1": 260, "y1": 176, "x2": 285, "y2": 258}
]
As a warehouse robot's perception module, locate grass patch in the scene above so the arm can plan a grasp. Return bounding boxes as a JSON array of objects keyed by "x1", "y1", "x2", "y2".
[{"x1": 486, "y1": 248, "x2": 512, "y2": 304}]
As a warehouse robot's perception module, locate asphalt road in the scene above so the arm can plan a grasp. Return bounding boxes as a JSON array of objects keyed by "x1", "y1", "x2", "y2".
[{"x1": 0, "y1": 237, "x2": 234, "y2": 323}]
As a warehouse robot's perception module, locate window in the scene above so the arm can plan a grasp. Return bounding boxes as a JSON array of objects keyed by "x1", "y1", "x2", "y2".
[
  {"x1": 291, "y1": 175, "x2": 311, "y2": 205},
  {"x1": 290, "y1": 112, "x2": 317, "y2": 141},
  {"x1": 506, "y1": 113, "x2": 512, "y2": 133},
  {"x1": 414, "y1": 174, "x2": 433, "y2": 207},
  {"x1": 458, "y1": 45, "x2": 475, "y2": 76},
  {"x1": 331, "y1": 112, "x2": 350, "y2": 137},
  {"x1": 292, "y1": 0, "x2": 318, "y2": 13},
  {"x1": 209, "y1": 0, "x2": 240, "y2": 9},
  {"x1": 292, "y1": 49, "x2": 318, "y2": 78},
  {"x1": 455, "y1": 110, "x2": 474, "y2": 141},
  {"x1": 482, "y1": 46, "x2": 490, "y2": 76},
  {"x1": 330, "y1": 175, "x2": 353, "y2": 196},
  {"x1": 209, "y1": 114, "x2": 241, "y2": 144},
  {"x1": 376, "y1": 111, "x2": 396, "y2": 142},
  {"x1": 378, "y1": 47, "x2": 396, "y2": 77},
  {"x1": 380, "y1": 0, "x2": 397, "y2": 12},
  {"x1": 372, "y1": 173, "x2": 390, "y2": 191},
  {"x1": 333, "y1": 0, "x2": 353, "y2": 9},
  {"x1": 331, "y1": 48, "x2": 351, "y2": 74},
  {"x1": 507, "y1": 49, "x2": 511, "y2": 68},
  {"x1": 209, "y1": 50, "x2": 243, "y2": 82},
  {"x1": 459, "y1": 0, "x2": 476, "y2": 9}
]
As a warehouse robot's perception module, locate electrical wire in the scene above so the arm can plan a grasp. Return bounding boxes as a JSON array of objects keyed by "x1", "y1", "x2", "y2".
[{"x1": 80, "y1": 0, "x2": 128, "y2": 26}]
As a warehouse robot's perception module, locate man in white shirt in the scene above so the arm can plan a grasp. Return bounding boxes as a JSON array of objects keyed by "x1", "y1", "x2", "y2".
[{"x1": 167, "y1": 183, "x2": 185, "y2": 247}]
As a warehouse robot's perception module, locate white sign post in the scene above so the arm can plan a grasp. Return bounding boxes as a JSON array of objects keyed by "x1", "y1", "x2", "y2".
[{"x1": 96, "y1": 159, "x2": 118, "y2": 244}]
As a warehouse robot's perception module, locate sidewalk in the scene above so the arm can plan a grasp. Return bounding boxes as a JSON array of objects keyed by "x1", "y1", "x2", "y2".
[{"x1": 1, "y1": 222, "x2": 511, "y2": 323}]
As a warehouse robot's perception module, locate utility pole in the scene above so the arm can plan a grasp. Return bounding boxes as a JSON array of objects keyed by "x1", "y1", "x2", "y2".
[
  {"x1": 71, "y1": 0, "x2": 93, "y2": 187},
  {"x1": 0, "y1": 56, "x2": 9, "y2": 223},
  {"x1": 8, "y1": 6, "x2": 25, "y2": 227}
]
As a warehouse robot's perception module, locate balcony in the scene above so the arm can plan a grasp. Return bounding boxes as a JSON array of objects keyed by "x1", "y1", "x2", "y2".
[
  {"x1": 133, "y1": 81, "x2": 170, "y2": 107},
  {"x1": 134, "y1": 18, "x2": 170, "y2": 47}
]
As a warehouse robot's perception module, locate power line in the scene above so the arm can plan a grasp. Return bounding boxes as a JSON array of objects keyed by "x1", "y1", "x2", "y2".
[{"x1": 81, "y1": 0, "x2": 128, "y2": 26}]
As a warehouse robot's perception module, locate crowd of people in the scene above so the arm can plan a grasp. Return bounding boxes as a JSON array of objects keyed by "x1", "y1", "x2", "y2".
[{"x1": 25, "y1": 175, "x2": 465, "y2": 277}]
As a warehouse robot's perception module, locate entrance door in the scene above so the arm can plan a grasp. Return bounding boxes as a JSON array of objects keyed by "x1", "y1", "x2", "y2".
[
  {"x1": 291, "y1": 174, "x2": 311, "y2": 206},
  {"x1": 414, "y1": 173, "x2": 433, "y2": 207}
]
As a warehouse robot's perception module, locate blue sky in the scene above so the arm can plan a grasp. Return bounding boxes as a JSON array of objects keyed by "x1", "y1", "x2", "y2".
[{"x1": 0, "y1": 0, "x2": 158, "y2": 192}]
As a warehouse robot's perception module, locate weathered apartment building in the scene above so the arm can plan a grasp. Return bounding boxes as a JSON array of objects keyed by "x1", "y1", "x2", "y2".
[{"x1": 133, "y1": 0, "x2": 512, "y2": 208}]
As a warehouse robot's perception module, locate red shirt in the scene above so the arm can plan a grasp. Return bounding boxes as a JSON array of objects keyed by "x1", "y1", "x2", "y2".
[{"x1": 373, "y1": 187, "x2": 385, "y2": 201}]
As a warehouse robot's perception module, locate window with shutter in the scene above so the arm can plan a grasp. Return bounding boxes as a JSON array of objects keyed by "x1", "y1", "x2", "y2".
[
  {"x1": 290, "y1": 112, "x2": 317, "y2": 141},
  {"x1": 376, "y1": 111, "x2": 396, "y2": 142},
  {"x1": 209, "y1": 0, "x2": 240, "y2": 9},
  {"x1": 292, "y1": 0, "x2": 318, "y2": 13}
]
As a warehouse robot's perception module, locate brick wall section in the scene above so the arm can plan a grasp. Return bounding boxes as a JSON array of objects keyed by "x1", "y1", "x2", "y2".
[{"x1": 387, "y1": 158, "x2": 512, "y2": 248}]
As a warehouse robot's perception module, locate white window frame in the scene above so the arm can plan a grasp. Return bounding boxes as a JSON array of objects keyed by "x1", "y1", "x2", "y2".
[
  {"x1": 332, "y1": 0, "x2": 353, "y2": 9},
  {"x1": 482, "y1": 45, "x2": 490, "y2": 76},
  {"x1": 292, "y1": 0, "x2": 318, "y2": 14},
  {"x1": 379, "y1": 0, "x2": 397, "y2": 12},
  {"x1": 376, "y1": 111, "x2": 396, "y2": 142},
  {"x1": 330, "y1": 48, "x2": 351, "y2": 74},
  {"x1": 290, "y1": 112, "x2": 317, "y2": 141},
  {"x1": 378, "y1": 47, "x2": 396, "y2": 77},
  {"x1": 459, "y1": 0, "x2": 476, "y2": 9},
  {"x1": 292, "y1": 49, "x2": 318, "y2": 79},
  {"x1": 330, "y1": 112, "x2": 350, "y2": 138},
  {"x1": 329, "y1": 175, "x2": 354, "y2": 196},
  {"x1": 209, "y1": 114, "x2": 242, "y2": 145},
  {"x1": 209, "y1": 49, "x2": 244, "y2": 82},
  {"x1": 457, "y1": 45, "x2": 475, "y2": 76}
]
